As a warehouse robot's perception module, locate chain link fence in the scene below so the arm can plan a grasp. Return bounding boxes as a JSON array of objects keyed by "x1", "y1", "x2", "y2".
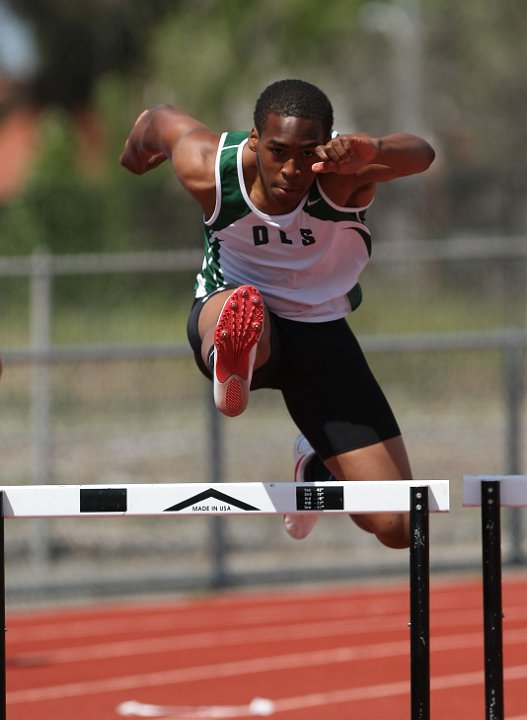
[{"x1": 0, "y1": 241, "x2": 526, "y2": 606}]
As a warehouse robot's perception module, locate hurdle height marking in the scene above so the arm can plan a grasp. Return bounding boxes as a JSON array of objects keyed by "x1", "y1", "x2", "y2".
[{"x1": 1, "y1": 480, "x2": 449, "y2": 720}]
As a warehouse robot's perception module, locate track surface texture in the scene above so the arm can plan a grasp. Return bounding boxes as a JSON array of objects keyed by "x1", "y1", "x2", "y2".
[{"x1": 6, "y1": 574, "x2": 527, "y2": 719}]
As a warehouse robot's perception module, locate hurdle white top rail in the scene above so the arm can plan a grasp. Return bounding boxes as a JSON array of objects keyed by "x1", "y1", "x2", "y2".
[
  {"x1": 0, "y1": 481, "x2": 450, "y2": 518},
  {"x1": 463, "y1": 475, "x2": 527, "y2": 507}
]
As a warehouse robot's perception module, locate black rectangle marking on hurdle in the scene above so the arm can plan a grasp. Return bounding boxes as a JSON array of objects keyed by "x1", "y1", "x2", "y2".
[
  {"x1": 410, "y1": 486, "x2": 430, "y2": 720},
  {"x1": 481, "y1": 480, "x2": 504, "y2": 720},
  {"x1": 80, "y1": 488, "x2": 128, "y2": 513},
  {"x1": 296, "y1": 486, "x2": 344, "y2": 511}
]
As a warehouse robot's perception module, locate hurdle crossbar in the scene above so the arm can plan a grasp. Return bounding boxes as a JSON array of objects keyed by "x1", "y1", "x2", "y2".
[
  {"x1": 463, "y1": 474, "x2": 527, "y2": 720},
  {"x1": 0, "y1": 480, "x2": 450, "y2": 518},
  {"x1": 1, "y1": 480, "x2": 449, "y2": 720}
]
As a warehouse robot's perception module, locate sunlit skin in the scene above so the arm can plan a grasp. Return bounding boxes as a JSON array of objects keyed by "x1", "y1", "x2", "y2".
[
  {"x1": 246, "y1": 115, "x2": 328, "y2": 215},
  {"x1": 120, "y1": 101, "x2": 435, "y2": 549},
  {"x1": 198, "y1": 116, "x2": 412, "y2": 548}
]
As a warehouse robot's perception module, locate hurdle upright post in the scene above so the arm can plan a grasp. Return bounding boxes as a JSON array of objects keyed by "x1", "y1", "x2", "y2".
[
  {"x1": 410, "y1": 486, "x2": 430, "y2": 720},
  {"x1": 481, "y1": 480, "x2": 504, "y2": 720}
]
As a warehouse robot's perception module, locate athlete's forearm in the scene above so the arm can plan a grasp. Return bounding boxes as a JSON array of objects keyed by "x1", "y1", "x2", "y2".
[{"x1": 372, "y1": 132, "x2": 435, "y2": 176}]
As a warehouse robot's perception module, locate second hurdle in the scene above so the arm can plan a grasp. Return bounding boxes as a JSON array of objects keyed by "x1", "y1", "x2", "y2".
[{"x1": 463, "y1": 474, "x2": 527, "y2": 720}]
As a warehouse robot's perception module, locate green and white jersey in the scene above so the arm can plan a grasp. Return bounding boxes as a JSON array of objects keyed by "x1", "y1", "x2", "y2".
[{"x1": 194, "y1": 131, "x2": 373, "y2": 322}]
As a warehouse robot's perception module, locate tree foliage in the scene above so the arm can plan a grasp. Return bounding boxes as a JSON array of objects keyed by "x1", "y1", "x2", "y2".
[
  {"x1": 1, "y1": 0, "x2": 526, "y2": 255},
  {"x1": 6, "y1": 0, "x2": 176, "y2": 110}
]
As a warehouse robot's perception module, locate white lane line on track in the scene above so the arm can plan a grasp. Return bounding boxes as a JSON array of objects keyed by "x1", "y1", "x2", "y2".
[
  {"x1": 7, "y1": 578, "x2": 499, "y2": 643},
  {"x1": 9, "y1": 591, "x2": 527, "y2": 644},
  {"x1": 116, "y1": 698, "x2": 275, "y2": 718},
  {"x1": 114, "y1": 672, "x2": 527, "y2": 719},
  {"x1": 263, "y1": 666, "x2": 527, "y2": 713},
  {"x1": 7, "y1": 597, "x2": 410, "y2": 642},
  {"x1": 6, "y1": 642, "x2": 431, "y2": 704},
  {"x1": 13, "y1": 617, "x2": 398, "y2": 664},
  {"x1": 8, "y1": 601, "x2": 407, "y2": 643},
  {"x1": 9, "y1": 606, "x2": 527, "y2": 666},
  {"x1": 8, "y1": 631, "x2": 527, "y2": 706}
]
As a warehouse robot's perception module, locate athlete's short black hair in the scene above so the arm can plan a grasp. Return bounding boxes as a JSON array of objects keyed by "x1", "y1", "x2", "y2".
[{"x1": 253, "y1": 79, "x2": 333, "y2": 137}]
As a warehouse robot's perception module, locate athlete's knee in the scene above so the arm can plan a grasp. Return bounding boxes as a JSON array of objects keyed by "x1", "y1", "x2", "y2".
[
  {"x1": 352, "y1": 511, "x2": 409, "y2": 548},
  {"x1": 375, "y1": 512, "x2": 410, "y2": 549}
]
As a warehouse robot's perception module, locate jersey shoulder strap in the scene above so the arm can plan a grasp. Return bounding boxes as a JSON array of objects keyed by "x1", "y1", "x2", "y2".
[{"x1": 212, "y1": 131, "x2": 251, "y2": 230}]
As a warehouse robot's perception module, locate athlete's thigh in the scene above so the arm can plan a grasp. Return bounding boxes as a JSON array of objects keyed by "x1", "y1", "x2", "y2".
[
  {"x1": 186, "y1": 287, "x2": 236, "y2": 378},
  {"x1": 276, "y1": 317, "x2": 401, "y2": 459},
  {"x1": 324, "y1": 436, "x2": 412, "y2": 482},
  {"x1": 187, "y1": 288, "x2": 280, "y2": 388}
]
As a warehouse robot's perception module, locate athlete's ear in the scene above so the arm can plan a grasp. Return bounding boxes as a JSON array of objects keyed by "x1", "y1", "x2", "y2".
[{"x1": 248, "y1": 128, "x2": 258, "y2": 152}]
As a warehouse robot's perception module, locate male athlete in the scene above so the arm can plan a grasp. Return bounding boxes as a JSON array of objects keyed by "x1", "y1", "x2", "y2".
[{"x1": 120, "y1": 79, "x2": 435, "y2": 549}]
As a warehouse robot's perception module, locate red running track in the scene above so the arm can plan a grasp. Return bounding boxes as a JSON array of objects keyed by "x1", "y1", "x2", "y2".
[{"x1": 5, "y1": 574, "x2": 527, "y2": 719}]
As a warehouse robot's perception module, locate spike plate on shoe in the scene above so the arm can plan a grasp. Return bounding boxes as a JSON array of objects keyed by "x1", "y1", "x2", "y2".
[{"x1": 213, "y1": 285, "x2": 264, "y2": 417}]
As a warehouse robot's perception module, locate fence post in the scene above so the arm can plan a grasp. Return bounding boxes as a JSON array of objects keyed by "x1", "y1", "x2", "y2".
[
  {"x1": 30, "y1": 251, "x2": 53, "y2": 567},
  {"x1": 504, "y1": 342, "x2": 525, "y2": 563}
]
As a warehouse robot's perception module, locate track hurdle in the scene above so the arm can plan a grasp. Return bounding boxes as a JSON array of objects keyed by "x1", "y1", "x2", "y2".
[
  {"x1": 0, "y1": 479, "x2": 449, "y2": 720},
  {"x1": 463, "y1": 474, "x2": 527, "y2": 720}
]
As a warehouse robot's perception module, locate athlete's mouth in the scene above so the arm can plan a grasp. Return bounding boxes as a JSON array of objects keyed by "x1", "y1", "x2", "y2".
[{"x1": 276, "y1": 184, "x2": 301, "y2": 194}]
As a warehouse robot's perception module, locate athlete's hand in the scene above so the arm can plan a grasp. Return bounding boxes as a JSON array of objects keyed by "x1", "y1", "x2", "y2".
[
  {"x1": 120, "y1": 110, "x2": 168, "y2": 174},
  {"x1": 312, "y1": 133, "x2": 380, "y2": 174}
]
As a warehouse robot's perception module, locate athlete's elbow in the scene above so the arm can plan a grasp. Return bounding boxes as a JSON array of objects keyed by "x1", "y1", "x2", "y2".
[{"x1": 420, "y1": 141, "x2": 436, "y2": 171}]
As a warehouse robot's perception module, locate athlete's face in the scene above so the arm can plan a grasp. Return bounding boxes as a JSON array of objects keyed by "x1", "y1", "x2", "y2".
[{"x1": 248, "y1": 114, "x2": 328, "y2": 213}]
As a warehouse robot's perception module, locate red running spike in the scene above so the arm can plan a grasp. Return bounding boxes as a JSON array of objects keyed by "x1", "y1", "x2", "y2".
[{"x1": 213, "y1": 285, "x2": 264, "y2": 417}]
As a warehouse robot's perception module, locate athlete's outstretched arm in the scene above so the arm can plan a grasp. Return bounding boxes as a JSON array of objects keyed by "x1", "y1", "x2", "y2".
[
  {"x1": 313, "y1": 131, "x2": 435, "y2": 207},
  {"x1": 120, "y1": 104, "x2": 219, "y2": 210},
  {"x1": 313, "y1": 132, "x2": 435, "y2": 182}
]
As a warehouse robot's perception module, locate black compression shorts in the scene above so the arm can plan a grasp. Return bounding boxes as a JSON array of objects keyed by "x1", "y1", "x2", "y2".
[{"x1": 187, "y1": 297, "x2": 401, "y2": 460}]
